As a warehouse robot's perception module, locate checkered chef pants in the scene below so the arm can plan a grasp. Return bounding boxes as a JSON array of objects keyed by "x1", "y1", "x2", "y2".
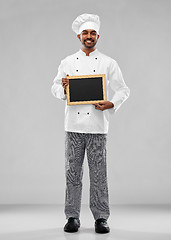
[{"x1": 64, "y1": 131, "x2": 110, "y2": 220}]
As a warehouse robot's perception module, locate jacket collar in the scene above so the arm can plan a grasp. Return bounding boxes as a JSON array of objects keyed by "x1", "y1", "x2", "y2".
[{"x1": 78, "y1": 48, "x2": 98, "y2": 56}]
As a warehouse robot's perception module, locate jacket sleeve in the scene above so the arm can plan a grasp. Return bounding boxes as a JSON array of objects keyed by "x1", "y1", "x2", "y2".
[
  {"x1": 51, "y1": 60, "x2": 67, "y2": 100},
  {"x1": 108, "y1": 60, "x2": 130, "y2": 113}
]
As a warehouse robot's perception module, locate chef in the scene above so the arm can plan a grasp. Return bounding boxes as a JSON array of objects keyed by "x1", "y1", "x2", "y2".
[{"x1": 51, "y1": 13, "x2": 130, "y2": 234}]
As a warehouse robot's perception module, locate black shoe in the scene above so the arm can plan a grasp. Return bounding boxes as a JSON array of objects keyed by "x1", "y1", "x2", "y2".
[
  {"x1": 95, "y1": 218, "x2": 110, "y2": 234},
  {"x1": 64, "y1": 217, "x2": 80, "y2": 232}
]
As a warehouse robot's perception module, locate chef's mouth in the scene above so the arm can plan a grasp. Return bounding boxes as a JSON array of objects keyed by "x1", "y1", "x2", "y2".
[{"x1": 84, "y1": 39, "x2": 94, "y2": 43}]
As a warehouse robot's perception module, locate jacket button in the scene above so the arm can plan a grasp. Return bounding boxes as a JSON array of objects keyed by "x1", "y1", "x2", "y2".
[
  {"x1": 93, "y1": 70, "x2": 95, "y2": 72},
  {"x1": 95, "y1": 57, "x2": 97, "y2": 59},
  {"x1": 87, "y1": 112, "x2": 89, "y2": 115},
  {"x1": 76, "y1": 70, "x2": 78, "y2": 72},
  {"x1": 77, "y1": 57, "x2": 79, "y2": 59},
  {"x1": 78, "y1": 112, "x2": 80, "y2": 114}
]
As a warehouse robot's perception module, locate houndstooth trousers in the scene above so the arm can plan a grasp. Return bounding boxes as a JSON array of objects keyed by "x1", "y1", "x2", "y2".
[{"x1": 64, "y1": 131, "x2": 110, "y2": 220}]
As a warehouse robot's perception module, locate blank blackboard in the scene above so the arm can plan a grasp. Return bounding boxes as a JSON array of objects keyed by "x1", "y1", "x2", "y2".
[{"x1": 66, "y1": 74, "x2": 106, "y2": 105}]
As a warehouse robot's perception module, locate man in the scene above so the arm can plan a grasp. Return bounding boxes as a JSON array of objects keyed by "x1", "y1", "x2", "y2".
[{"x1": 51, "y1": 13, "x2": 130, "y2": 234}]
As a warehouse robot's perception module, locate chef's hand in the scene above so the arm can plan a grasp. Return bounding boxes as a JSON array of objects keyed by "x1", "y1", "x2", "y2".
[
  {"x1": 93, "y1": 101, "x2": 114, "y2": 111},
  {"x1": 62, "y1": 75, "x2": 69, "y2": 94}
]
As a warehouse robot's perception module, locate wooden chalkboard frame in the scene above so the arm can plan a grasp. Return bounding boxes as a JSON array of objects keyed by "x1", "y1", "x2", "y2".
[{"x1": 66, "y1": 74, "x2": 106, "y2": 105}]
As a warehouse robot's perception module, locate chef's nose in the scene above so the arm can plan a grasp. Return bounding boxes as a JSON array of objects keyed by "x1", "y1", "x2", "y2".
[{"x1": 87, "y1": 32, "x2": 91, "y2": 38}]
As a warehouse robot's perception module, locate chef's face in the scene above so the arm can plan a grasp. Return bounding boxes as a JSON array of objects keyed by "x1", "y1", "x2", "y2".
[{"x1": 77, "y1": 29, "x2": 99, "y2": 49}]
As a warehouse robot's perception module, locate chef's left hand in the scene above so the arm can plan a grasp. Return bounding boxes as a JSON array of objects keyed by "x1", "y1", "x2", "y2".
[{"x1": 93, "y1": 101, "x2": 114, "y2": 111}]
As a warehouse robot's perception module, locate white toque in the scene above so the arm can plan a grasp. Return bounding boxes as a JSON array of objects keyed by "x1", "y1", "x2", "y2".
[{"x1": 72, "y1": 13, "x2": 100, "y2": 35}]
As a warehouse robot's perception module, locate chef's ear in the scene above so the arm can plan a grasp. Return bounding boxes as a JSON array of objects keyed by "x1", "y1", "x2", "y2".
[{"x1": 77, "y1": 34, "x2": 81, "y2": 41}]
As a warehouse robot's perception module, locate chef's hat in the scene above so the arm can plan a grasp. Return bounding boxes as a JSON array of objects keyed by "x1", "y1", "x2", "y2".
[{"x1": 72, "y1": 13, "x2": 100, "y2": 35}]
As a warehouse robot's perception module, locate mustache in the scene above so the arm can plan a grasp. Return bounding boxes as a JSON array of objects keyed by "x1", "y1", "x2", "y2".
[{"x1": 84, "y1": 38, "x2": 94, "y2": 42}]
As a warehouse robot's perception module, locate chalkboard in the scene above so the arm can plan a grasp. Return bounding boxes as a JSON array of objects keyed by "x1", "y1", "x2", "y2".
[{"x1": 66, "y1": 74, "x2": 106, "y2": 105}]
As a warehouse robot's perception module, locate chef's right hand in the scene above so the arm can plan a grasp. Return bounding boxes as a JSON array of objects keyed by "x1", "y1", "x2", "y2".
[{"x1": 62, "y1": 75, "x2": 69, "y2": 93}]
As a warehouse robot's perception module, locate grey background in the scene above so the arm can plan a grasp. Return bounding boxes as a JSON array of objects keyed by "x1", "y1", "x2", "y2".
[{"x1": 0, "y1": 0, "x2": 171, "y2": 204}]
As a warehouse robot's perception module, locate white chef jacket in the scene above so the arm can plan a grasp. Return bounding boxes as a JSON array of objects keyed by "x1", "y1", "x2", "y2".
[{"x1": 51, "y1": 49, "x2": 130, "y2": 134}]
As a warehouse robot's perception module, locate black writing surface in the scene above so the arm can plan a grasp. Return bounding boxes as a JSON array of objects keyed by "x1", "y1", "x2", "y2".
[{"x1": 66, "y1": 74, "x2": 106, "y2": 105}]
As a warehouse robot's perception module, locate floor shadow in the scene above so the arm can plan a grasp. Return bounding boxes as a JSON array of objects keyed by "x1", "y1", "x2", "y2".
[{"x1": 1, "y1": 226, "x2": 171, "y2": 240}]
